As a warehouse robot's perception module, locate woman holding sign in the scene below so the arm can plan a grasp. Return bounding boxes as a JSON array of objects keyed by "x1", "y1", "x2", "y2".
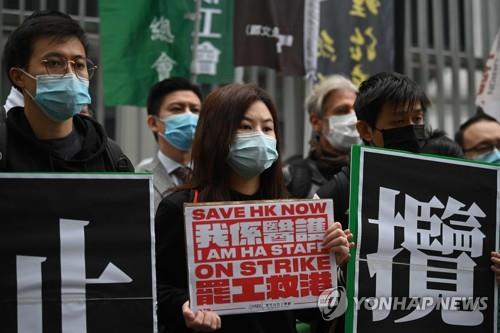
[{"x1": 155, "y1": 83, "x2": 352, "y2": 333}]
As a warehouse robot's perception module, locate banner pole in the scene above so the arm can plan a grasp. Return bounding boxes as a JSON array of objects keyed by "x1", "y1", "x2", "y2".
[
  {"x1": 190, "y1": 0, "x2": 202, "y2": 83},
  {"x1": 303, "y1": 76, "x2": 313, "y2": 158}
]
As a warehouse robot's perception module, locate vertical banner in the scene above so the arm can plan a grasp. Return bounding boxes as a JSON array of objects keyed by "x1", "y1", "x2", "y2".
[
  {"x1": 99, "y1": 1, "x2": 233, "y2": 107},
  {"x1": 0, "y1": 174, "x2": 155, "y2": 333},
  {"x1": 233, "y1": 0, "x2": 319, "y2": 76},
  {"x1": 346, "y1": 146, "x2": 499, "y2": 333},
  {"x1": 477, "y1": 29, "x2": 500, "y2": 121},
  {"x1": 194, "y1": 0, "x2": 234, "y2": 84},
  {"x1": 184, "y1": 199, "x2": 336, "y2": 314},
  {"x1": 316, "y1": 0, "x2": 394, "y2": 85}
]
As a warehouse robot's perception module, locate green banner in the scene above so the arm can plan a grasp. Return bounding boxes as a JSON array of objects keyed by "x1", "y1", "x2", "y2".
[
  {"x1": 195, "y1": 0, "x2": 234, "y2": 84},
  {"x1": 99, "y1": 1, "x2": 233, "y2": 107}
]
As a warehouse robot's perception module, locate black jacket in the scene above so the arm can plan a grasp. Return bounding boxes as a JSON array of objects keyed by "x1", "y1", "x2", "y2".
[
  {"x1": 4, "y1": 107, "x2": 133, "y2": 172},
  {"x1": 315, "y1": 166, "x2": 350, "y2": 229},
  {"x1": 283, "y1": 147, "x2": 348, "y2": 199},
  {"x1": 155, "y1": 189, "x2": 298, "y2": 333}
]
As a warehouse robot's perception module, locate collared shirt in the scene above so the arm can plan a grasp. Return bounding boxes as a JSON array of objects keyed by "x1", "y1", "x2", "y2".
[
  {"x1": 3, "y1": 87, "x2": 24, "y2": 113},
  {"x1": 157, "y1": 150, "x2": 189, "y2": 186}
]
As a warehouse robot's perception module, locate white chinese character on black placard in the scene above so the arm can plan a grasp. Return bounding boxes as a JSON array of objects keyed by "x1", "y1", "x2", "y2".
[{"x1": 367, "y1": 187, "x2": 486, "y2": 325}]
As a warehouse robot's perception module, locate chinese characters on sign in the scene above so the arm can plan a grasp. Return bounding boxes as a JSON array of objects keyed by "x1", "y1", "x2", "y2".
[
  {"x1": 316, "y1": 0, "x2": 393, "y2": 85},
  {"x1": 233, "y1": 0, "x2": 309, "y2": 76},
  {"x1": 148, "y1": 2, "x2": 229, "y2": 80},
  {"x1": 99, "y1": 1, "x2": 234, "y2": 106},
  {"x1": 348, "y1": 1, "x2": 378, "y2": 85},
  {"x1": 150, "y1": 16, "x2": 175, "y2": 43},
  {"x1": 348, "y1": 146, "x2": 499, "y2": 333},
  {"x1": 367, "y1": 188, "x2": 486, "y2": 325},
  {"x1": 245, "y1": 24, "x2": 294, "y2": 54},
  {"x1": 184, "y1": 200, "x2": 337, "y2": 315},
  {"x1": 1, "y1": 174, "x2": 155, "y2": 333},
  {"x1": 151, "y1": 52, "x2": 176, "y2": 81}
]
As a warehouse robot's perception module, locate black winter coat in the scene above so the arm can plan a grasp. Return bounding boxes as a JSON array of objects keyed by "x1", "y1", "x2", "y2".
[{"x1": 3, "y1": 107, "x2": 133, "y2": 172}]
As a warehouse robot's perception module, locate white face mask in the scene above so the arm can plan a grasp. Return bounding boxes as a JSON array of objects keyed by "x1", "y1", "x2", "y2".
[{"x1": 325, "y1": 113, "x2": 361, "y2": 152}]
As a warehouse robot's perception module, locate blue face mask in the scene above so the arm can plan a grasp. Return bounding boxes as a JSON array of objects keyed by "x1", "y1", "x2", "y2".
[
  {"x1": 160, "y1": 112, "x2": 199, "y2": 151},
  {"x1": 474, "y1": 148, "x2": 500, "y2": 164},
  {"x1": 226, "y1": 132, "x2": 279, "y2": 179},
  {"x1": 22, "y1": 71, "x2": 91, "y2": 122}
]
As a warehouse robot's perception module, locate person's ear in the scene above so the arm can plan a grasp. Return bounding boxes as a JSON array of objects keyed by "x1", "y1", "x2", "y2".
[
  {"x1": 356, "y1": 120, "x2": 374, "y2": 142},
  {"x1": 9, "y1": 68, "x2": 27, "y2": 89},
  {"x1": 309, "y1": 112, "x2": 322, "y2": 133},
  {"x1": 147, "y1": 115, "x2": 162, "y2": 133}
]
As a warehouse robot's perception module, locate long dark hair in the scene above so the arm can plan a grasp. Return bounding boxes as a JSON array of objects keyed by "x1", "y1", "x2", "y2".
[{"x1": 185, "y1": 83, "x2": 287, "y2": 202}]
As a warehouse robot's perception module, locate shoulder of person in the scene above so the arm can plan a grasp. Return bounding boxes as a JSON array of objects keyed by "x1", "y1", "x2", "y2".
[
  {"x1": 104, "y1": 138, "x2": 135, "y2": 172},
  {"x1": 315, "y1": 166, "x2": 350, "y2": 199},
  {"x1": 135, "y1": 157, "x2": 155, "y2": 172},
  {"x1": 283, "y1": 157, "x2": 323, "y2": 198},
  {"x1": 156, "y1": 189, "x2": 192, "y2": 214},
  {"x1": 283, "y1": 158, "x2": 314, "y2": 181}
]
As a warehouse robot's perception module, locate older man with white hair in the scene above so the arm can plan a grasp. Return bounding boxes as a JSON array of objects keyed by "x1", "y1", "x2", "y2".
[{"x1": 283, "y1": 75, "x2": 360, "y2": 198}]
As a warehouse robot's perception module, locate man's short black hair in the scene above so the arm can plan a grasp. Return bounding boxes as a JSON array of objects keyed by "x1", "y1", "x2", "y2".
[
  {"x1": 454, "y1": 106, "x2": 498, "y2": 148},
  {"x1": 354, "y1": 72, "x2": 431, "y2": 128},
  {"x1": 3, "y1": 10, "x2": 89, "y2": 91},
  {"x1": 146, "y1": 77, "x2": 203, "y2": 117}
]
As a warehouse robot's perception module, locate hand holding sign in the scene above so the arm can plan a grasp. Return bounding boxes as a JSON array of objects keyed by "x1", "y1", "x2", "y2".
[
  {"x1": 491, "y1": 251, "x2": 500, "y2": 284},
  {"x1": 183, "y1": 301, "x2": 221, "y2": 331},
  {"x1": 322, "y1": 222, "x2": 355, "y2": 266}
]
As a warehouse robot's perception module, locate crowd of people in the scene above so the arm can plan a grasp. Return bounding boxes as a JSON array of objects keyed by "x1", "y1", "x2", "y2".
[{"x1": 1, "y1": 10, "x2": 499, "y2": 333}]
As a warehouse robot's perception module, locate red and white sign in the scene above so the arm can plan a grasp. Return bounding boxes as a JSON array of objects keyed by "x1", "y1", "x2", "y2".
[{"x1": 184, "y1": 199, "x2": 336, "y2": 315}]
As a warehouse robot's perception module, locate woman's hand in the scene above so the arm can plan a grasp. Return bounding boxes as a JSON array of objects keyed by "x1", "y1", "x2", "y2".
[
  {"x1": 182, "y1": 301, "x2": 221, "y2": 332},
  {"x1": 491, "y1": 251, "x2": 500, "y2": 285},
  {"x1": 323, "y1": 222, "x2": 355, "y2": 266}
]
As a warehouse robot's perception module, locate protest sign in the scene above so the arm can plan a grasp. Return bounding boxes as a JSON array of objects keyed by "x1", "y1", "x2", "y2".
[
  {"x1": 316, "y1": 0, "x2": 394, "y2": 85},
  {"x1": 184, "y1": 199, "x2": 336, "y2": 314},
  {"x1": 233, "y1": 0, "x2": 319, "y2": 76},
  {"x1": 0, "y1": 174, "x2": 155, "y2": 333},
  {"x1": 100, "y1": 1, "x2": 234, "y2": 106},
  {"x1": 346, "y1": 146, "x2": 499, "y2": 333}
]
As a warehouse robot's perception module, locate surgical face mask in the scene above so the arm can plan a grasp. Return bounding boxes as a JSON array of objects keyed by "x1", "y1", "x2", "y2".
[
  {"x1": 21, "y1": 70, "x2": 91, "y2": 122},
  {"x1": 474, "y1": 148, "x2": 500, "y2": 164},
  {"x1": 160, "y1": 112, "x2": 199, "y2": 151},
  {"x1": 226, "y1": 132, "x2": 279, "y2": 179},
  {"x1": 326, "y1": 113, "x2": 361, "y2": 152},
  {"x1": 377, "y1": 124, "x2": 427, "y2": 153}
]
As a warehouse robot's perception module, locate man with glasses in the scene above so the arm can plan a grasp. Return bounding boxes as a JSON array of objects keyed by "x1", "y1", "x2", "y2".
[
  {"x1": 136, "y1": 77, "x2": 202, "y2": 212},
  {"x1": 1, "y1": 10, "x2": 133, "y2": 172},
  {"x1": 455, "y1": 107, "x2": 500, "y2": 332},
  {"x1": 455, "y1": 107, "x2": 500, "y2": 165}
]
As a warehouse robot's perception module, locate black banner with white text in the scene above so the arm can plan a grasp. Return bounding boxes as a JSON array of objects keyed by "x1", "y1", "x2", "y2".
[
  {"x1": 0, "y1": 174, "x2": 155, "y2": 333},
  {"x1": 347, "y1": 146, "x2": 499, "y2": 333}
]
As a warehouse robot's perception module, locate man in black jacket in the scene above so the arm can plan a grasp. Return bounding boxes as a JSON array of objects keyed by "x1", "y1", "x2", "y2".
[
  {"x1": 313, "y1": 72, "x2": 431, "y2": 333},
  {"x1": 1, "y1": 10, "x2": 133, "y2": 172},
  {"x1": 316, "y1": 72, "x2": 431, "y2": 228},
  {"x1": 317, "y1": 73, "x2": 500, "y2": 333}
]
